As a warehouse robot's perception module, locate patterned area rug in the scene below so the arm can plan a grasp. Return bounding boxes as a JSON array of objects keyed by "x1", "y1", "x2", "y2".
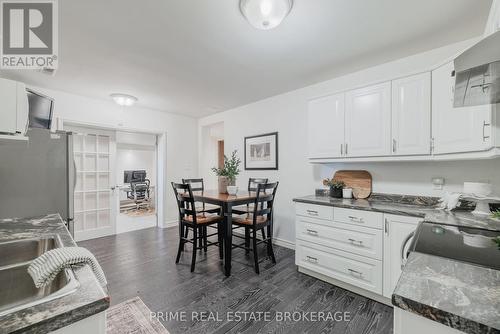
[{"x1": 107, "y1": 297, "x2": 169, "y2": 334}]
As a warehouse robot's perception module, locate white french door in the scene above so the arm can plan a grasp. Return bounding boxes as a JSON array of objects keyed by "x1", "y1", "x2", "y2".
[{"x1": 67, "y1": 126, "x2": 117, "y2": 241}]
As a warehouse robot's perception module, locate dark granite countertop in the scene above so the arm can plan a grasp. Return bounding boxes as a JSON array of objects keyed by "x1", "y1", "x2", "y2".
[
  {"x1": 293, "y1": 194, "x2": 500, "y2": 231},
  {"x1": 293, "y1": 194, "x2": 500, "y2": 333},
  {"x1": 0, "y1": 214, "x2": 110, "y2": 334},
  {"x1": 393, "y1": 253, "x2": 500, "y2": 334}
]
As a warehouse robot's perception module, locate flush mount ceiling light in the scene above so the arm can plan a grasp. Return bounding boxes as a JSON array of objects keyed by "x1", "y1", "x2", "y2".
[
  {"x1": 240, "y1": 0, "x2": 293, "y2": 30},
  {"x1": 110, "y1": 93, "x2": 138, "y2": 107}
]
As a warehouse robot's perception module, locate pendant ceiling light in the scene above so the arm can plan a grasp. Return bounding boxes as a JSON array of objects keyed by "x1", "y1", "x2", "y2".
[{"x1": 240, "y1": 0, "x2": 293, "y2": 30}]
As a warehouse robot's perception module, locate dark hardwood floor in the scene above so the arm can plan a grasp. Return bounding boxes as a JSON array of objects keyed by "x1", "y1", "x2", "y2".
[{"x1": 80, "y1": 227, "x2": 393, "y2": 334}]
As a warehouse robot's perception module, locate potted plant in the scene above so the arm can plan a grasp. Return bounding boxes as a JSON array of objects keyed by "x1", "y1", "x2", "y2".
[
  {"x1": 212, "y1": 150, "x2": 241, "y2": 194},
  {"x1": 323, "y1": 178, "x2": 345, "y2": 198}
]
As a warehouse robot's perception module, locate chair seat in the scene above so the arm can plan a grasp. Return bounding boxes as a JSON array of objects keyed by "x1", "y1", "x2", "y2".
[
  {"x1": 184, "y1": 214, "x2": 222, "y2": 225},
  {"x1": 232, "y1": 214, "x2": 268, "y2": 226}
]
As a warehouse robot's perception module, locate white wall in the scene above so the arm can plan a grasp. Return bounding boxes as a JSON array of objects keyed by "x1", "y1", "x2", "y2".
[
  {"x1": 198, "y1": 38, "x2": 500, "y2": 246},
  {"x1": 117, "y1": 145, "x2": 156, "y2": 186},
  {"x1": 199, "y1": 122, "x2": 224, "y2": 190},
  {"x1": 25, "y1": 86, "x2": 198, "y2": 227},
  {"x1": 484, "y1": 0, "x2": 500, "y2": 36}
]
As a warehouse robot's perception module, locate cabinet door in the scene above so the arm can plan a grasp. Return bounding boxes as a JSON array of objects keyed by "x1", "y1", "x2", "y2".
[
  {"x1": 308, "y1": 93, "x2": 345, "y2": 158},
  {"x1": 392, "y1": 73, "x2": 431, "y2": 155},
  {"x1": 431, "y1": 62, "x2": 492, "y2": 154},
  {"x1": 345, "y1": 82, "x2": 391, "y2": 157},
  {"x1": 0, "y1": 78, "x2": 18, "y2": 134},
  {"x1": 382, "y1": 214, "x2": 420, "y2": 298}
]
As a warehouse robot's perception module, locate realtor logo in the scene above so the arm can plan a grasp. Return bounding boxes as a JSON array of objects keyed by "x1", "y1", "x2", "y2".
[{"x1": 1, "y1": 0, "x2": 58, "y2": 69}]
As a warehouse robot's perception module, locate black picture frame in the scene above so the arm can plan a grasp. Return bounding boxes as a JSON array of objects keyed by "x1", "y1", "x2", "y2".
[{"x1": 244, "y1": 132, "x2": 279, "y2": 170}]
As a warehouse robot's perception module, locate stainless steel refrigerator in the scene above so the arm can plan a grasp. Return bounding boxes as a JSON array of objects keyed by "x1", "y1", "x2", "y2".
[{"x1": 0, "y1": 128, "x2": 75, "y2": 236}]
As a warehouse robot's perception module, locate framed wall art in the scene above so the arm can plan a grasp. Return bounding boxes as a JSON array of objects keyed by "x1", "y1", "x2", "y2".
[{"x1": 244, "y1": 132, "x2": 278, "y2": 170}]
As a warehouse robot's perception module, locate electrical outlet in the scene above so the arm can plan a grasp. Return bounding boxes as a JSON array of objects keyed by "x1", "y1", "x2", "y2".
[{"x1": 432, "y1": 177, "x2": 445, "y2": 190}]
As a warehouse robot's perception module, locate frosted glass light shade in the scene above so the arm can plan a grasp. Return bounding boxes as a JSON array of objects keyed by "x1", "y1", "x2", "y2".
[
  {"x1": 110, "y1": 94, "x2": 138, "y2": 107},
  {"x1": 240, "y1": 0, "x2": 293, "y2": 30}
]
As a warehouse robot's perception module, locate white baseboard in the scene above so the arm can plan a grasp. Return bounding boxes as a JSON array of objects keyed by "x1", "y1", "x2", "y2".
[
  {"x1": 162, "y1": 220, "x2": 178, "y2": 228},
  {"x1": 272, "y1": 236, "x2": 295, "y2": 250}
]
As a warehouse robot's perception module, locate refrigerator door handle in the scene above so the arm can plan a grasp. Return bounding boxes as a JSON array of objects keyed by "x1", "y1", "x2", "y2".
[{"x1": 67, "y1": 133, "x2": 76, "y2": 237}]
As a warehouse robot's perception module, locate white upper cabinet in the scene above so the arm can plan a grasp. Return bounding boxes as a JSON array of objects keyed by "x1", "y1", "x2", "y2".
[
  {"x1": 0, "y1": 79, "x2": 18, "y2": 134},
  {"x1": 345, "y1": 82, "x2": 392, "y2": 157},
  {"x1": 0, "y1": 78, "x2": 28, "y2": 138},
  {"x1": 308, "y1": 93, "x2": 345, "y2": 158},
  {"x1": 432, "y1": 62, "x2": 493, "y2": 155},
  {"x1": 391, "y1": 73, "x2": 431, "y2": 156}
]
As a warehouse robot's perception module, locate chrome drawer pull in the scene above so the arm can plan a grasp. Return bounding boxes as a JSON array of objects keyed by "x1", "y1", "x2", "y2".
[
  {"x1": 306, "y1": 210, "x2": 319, "y2": 216},
  {"x1": 348, "y1": 268, "x2": 363, "y2": 278},
  {"x1": 306, "y1": 229, "x2": 318, "y2": 236},
  {"x1": 348, "y1": 216, "x2": 364, "y2": 223},
  {"x1": 348, "y1": 238, "x2": 363, "y2": 246},
  {"x1": 306, "y1": 256, "x2": 319, "y2": 263}
]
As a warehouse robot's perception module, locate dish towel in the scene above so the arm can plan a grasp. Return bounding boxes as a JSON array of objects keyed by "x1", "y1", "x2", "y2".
[{"x1": 27, "y1": 246, "x2": 107, "y2": 288}]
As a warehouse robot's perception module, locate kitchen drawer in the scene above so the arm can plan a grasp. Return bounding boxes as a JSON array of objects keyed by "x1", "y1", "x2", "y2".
[
  {"x1": 296, "y1": 202, "x2": 334, "y2": 221},
  {"x1": 296, "y1": 217, "x2": 383, "y2": 260},
  {"x1": 296, "y1": 240, "x2": 383, "y2": 294},
  {"x1": 334, "y1": 208, "x2": 383, "y2": 230}
]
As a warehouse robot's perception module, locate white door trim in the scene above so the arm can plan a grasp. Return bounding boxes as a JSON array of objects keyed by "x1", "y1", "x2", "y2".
[{"x1": 63, "y1": 120, "x2": 167, "y2": 238}]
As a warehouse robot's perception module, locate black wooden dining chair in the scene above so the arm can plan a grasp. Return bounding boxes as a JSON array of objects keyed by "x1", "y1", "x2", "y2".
[
  {"x1": 232, "y1": 178, "x2": 269, "y2": 248},
  {"x1": 182, "y1": 178, "x2": 221, "y2": 213},
  {"x1": 231, "y1": 182, "x2": 279, "y2": 274},
  {"x1": 182, "y1": 178, "x2": 221, "y2": 246},
  {"x1": 233, "y1": 178, "x2": 268, "y2": 213},
  {"x1": 172, "y1": 182, "x2": 224, "y2": 272}
]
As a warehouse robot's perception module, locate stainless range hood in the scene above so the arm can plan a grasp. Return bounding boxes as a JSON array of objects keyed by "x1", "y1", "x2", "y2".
[{"x1": 454, "y1": 31, "x2": 500, "y2": 107}]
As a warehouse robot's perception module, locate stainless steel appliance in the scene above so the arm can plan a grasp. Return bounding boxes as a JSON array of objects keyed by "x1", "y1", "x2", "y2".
[
  {"x1": 407, "y1": 221, "x2": 500, "y2": 270},
  {"x1": 453, "y1": 30, "x2": 500, "y2": 107},
  {"x1": 0, "y1": 128, "x2": 75, "y2": 236}
]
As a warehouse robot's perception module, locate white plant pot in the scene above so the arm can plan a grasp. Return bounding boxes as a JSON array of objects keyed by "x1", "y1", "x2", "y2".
[{"x1": 227, "y1": 186, "x2": 238, "y2": 195}]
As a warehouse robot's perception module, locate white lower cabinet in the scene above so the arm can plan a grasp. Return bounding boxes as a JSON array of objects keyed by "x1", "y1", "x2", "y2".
[
  {"x1": 296, "y1": 202, "x2": 334, "y2": 221},
  {"x1": 295, "y1": 203, "x2": 422, "y2": 302},
  {"x1": 296, "y1": 217, "x2": 383, "y2": 260},
  {"x1": 382, "y1": 214, "x2": 420, "y2": 298},
  {"x1": 296, "y1": 240, "x2": 383, "y2": 294},
  {"x1": 51, "y1": 311, "x2": 106, "y2": 334},
  {"x1": 334, "y1": 207, "x2": 383, "y2": 230},
  {"x1": 394, "y1": 308, "x2": 466, "y2": 334}
]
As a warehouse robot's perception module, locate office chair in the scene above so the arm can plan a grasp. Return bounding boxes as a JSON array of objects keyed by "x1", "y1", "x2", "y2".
[{"x1": 127, "y1": 179, "x2": 151, "y2": 210}]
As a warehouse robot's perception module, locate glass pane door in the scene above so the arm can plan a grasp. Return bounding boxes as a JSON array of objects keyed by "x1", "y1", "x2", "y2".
[{"x1": 67, "y1": 126, "x2": 116, "y2": 241}]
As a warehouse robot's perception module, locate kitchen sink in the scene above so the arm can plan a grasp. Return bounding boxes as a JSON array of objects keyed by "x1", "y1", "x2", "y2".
[
  {"x1": 0, "y1": 237, "x2": 59, "y2": 268},
  {"x1": 0, "y1": 237, "x2": 79, "y2": 317}
]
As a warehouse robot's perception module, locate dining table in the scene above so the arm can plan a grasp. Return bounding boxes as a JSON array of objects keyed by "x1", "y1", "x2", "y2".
[{"x1": 191, "y1": 190, "x2": 258, "y2": 277}]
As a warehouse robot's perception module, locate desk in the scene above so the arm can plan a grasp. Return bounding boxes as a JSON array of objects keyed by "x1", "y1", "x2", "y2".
[{"x1": 191, "y1": 190, "x2": 257, "y2": 277}]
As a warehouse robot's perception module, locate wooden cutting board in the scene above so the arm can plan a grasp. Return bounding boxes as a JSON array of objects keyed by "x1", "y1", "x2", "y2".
[{"x1": 333, "y1": 170, "x2": 372, "y2": 199}]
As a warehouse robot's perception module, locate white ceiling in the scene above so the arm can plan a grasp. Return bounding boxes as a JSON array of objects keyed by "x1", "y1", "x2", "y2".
[{"x1": 0, "y1": 0, "x2": 492, "y2": 117}]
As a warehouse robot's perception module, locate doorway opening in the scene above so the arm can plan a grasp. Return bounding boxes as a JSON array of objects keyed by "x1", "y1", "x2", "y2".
[
  {"x1": 218, "y1": 139, "x2": 224, "y2": 169},
  {"x1": 200, "y1": 122, "x2": 224, "y2": 189},
  {"x1": 65, "y1": 124, "x2": 163, "y2": 241},
  {"x1": 116, "y1": 131, "x2": 157, "y2": 234}
]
